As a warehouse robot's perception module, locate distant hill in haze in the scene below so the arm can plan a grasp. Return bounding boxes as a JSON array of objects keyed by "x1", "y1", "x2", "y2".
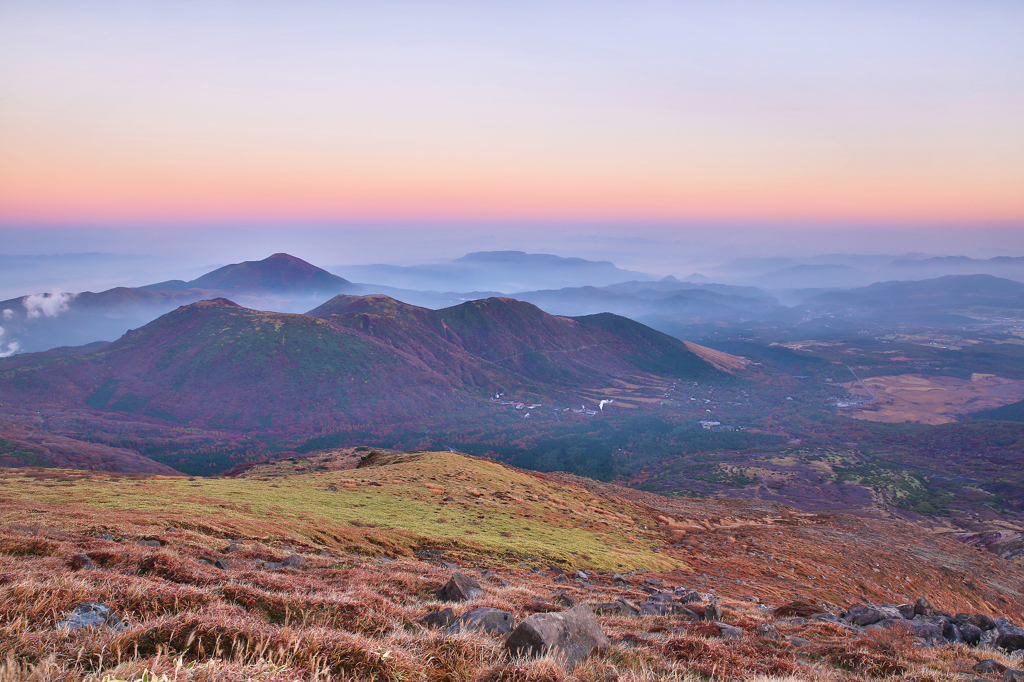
[
  {"x1": 801, "y1": 274, "x2": 1024, "y2": 325},
  {"x1": 0, "y1": 254, "x2": 358, "y2": 353},
  {"x1": 0, "y1": 295, "x2": 721, "y2": 432},
  {"x1": 334, "y1": 250, "x2": 656, "y2": 292},
  {"x1": 142, "y1": 252, "x2": 352, "y2": 295}
]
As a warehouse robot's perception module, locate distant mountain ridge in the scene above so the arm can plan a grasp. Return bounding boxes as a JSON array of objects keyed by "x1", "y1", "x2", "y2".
[
  {"x1": 141, "y1": 252, "x2": 352, "y2": 294},
  {"x1": 0, "y1": 295, "x2": 721, "y2": 432}
]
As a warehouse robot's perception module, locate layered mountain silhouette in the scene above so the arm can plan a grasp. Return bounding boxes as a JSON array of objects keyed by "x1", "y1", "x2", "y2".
[
  {"x1": 0, "y1": 295, "x2": 721, "y2": 431},
  {"x1": 0, "y1": 254, "x2": 357, "y2": 352}
]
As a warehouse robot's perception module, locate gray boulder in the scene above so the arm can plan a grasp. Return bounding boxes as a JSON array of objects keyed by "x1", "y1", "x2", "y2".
[
  {"x1": 676, "y1": 589, "x2": 701, "y2": 604},
  {"x1": 703, "y1": 602, "x2": 722, "y2": 622},
  {"x1": 866, "y1": 618, "x2": 943, "y2": 645},
  {"x1": 1005, "y1": 670, "x2": 1024, "y2": 682},
  {"x1": 960, "y1": 623, "x2": 983, "y2": 646},
  {"x1": 974, "y1": 660, "x2": 1007, "y2": 675},
  {"x1": 419, "y1": 608, "x2": 456, "y2": 629},
  {"x1": 505, "y1": 605, "x2": 611, "y2": 670},
  {"x1": 436, "y1": 572, "x2": 484, "y2": 602},
  {"x1": 450, "y1": 607, "x2": 514, "y2": 636},
  {"x1": 846, "y1": 605, "x2": 902, "y2": 627},
  {"x1": 56, "y1": 603, "x2": 123, "y2": 631},
  {"x1": 997, "y1": 624, "x2": 1024, "y2": 652},
  {"x1": 718, "y1": 623, "x2": 743, "y2": 639},
  {"x1": 282, "y1": 553, "x2": 302, "y2": 568}
]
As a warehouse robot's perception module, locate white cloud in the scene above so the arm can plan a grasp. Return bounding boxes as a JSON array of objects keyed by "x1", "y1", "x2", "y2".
[
  {"x1": 0, "y1": 341, "x2": 20, "y2": 358},
  {"x1": 1, "y1": 309, "x2": 12, "y2": 321},
  {"x1": 23, "y1": 291, "x2": 76, "y2": 319}
]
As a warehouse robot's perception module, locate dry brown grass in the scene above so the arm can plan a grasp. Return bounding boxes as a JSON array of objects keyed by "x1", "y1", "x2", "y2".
[{"x1": 2, "y1": 457, "x2": 1023, "y2": 682}]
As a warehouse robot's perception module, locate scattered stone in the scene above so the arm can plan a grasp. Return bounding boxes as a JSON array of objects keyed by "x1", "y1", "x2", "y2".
[
  {"x1": 897, "y1": 603, "x2": 916, "y2": 619},
  {"x1": 574, "y1": 570, "x2": 589, "y2": 581},
  {"x1": 319, "y1": 549, "x2": 331, "y2": 557},
  {"x1": 419, "y1": 607, "x2": 457, "y2": 629},
  {"x1": 262, "y1": 561, "x2": 284, "y2": 570},
  {"x1": 613, "y1": 573, "x2": 629, "y2": 585},
  {"x1": 756, "y1": 623, "x2": 781, "y2": 640},
  {"x1": 914, "y1": 596, "x2": 934, "y2": 617},
  {"x1": 703, "y1": 601, "x2": 722, "y2": 622},
  {"x1": 1005, "y1": 670, "x2": 1024, "y2": 682},
  {"x1": 441, "y1": 561, "x2": 460, "y2": 570},
  {"x1": 67, "y1": 554, "x2": 95, "y2": 571},
  {"x1": 846, "y1": 605, "x2": 902, "y2": 627},
  {"x1": 786, "y1": 636, "x2": 812, "y2": 647},
  {"x1": 223, "y1": 543, "x2": 240, "y2": 553},
  {"x1": 553, "y1": 574, "x2": 568, "y2": 583},
  {"x1": 812, "y1": 612, "x2": 838, "y2": 622},
  {"x1": 643, "y1": 577, "x2": 662, "y2": 587},
  {"x1": 436, "y1": 572, "x2": 484, "y2": 602},
  {"x1": 56, "y1": 603, "x2": 123, "y2": 631},
  {"x1": 450, "y1": 607, "x2": 515, "y2": 636},
  {"x1": 974, "y1": 660, "x2": 1007, "y2": 675},
  {"x1": 100, "y1": 534, "x2": 114, "y2": 541},
  {"x1": 505, "y1": 605, "x2": 611, "y2": 670},
  {"x1": 136, "y1": 539, "x2": 161, "y2": 548},
  {"x1": 676, "y1": 589, "x2": 701, "y2": 604},
  {"x1": 214, "y1": 558, "x2": 231, "y2": 570},
  {"x1": 968, "y1": 614, "x2": 997, "y2": 631},
  {"x1": 718, "y1": 624, "x2": 743, "y2": 639},
  {"x1": 554, "y1": 594, "x2": 579, "y2": 608},
  {"x1": 282, "y1": 554, "x2": 302, "y2": 568}
]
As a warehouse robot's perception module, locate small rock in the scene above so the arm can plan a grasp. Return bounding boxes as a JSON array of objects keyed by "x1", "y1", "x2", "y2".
[
  {"x1": 419, "y1": 608, "x2": 457, "y2": 629},
  {"x1": 282, "y1": 554, "x2": 302, "y2": 568},
  {"x1": 960, "y1": 623, "x2": 983, "y2": 646},
  {"x1": 756, "y1": 624, "x2": 780, "y2": 640},
  {"x1": 643, "y1": 577, "x2": 662, "y2": 587},
  {"x1": 974, "y1": 660, "x2": 1007, "y2": 675},
  {"x1": 552, "y1": 574, "x2": 568, "y2": 583},
  {"x1": 554, "y1": 594, "x2": 578, "y2": 608},
  {"x1": 223, "y1": 543, "x2": 240, "y2": 553},
  {"x1": 914, "y1": 596, "x2": 934, "y2": 617},
  {"x1": 451, "y1": 607, "x2": 514, "y2": 636},
  {"x1": 718, "y1": 624, "x2": 743, "y2": 639},
  {"x1": 704, "y1": 602, "x2": 722, "y2": 622},
  {"x1": 436, "y1": 572, "x2": 484, "y2": 602},
  {"x1": 574, "y1": 570, "x2": 589, "y2": 581},
  {"x1": 67, "y1": 554, "x2": 96, "y2": 571},
  {"x1": 968, "y1": 614, "x2": 997, "y2": 631},
  {"x1": 263, "y1": 561, "x2": 284, "y2": 570},
  {"x1": 136, "y1": 539, "x2": 161, "y2": 548},
  {"x1": 100, "y1": 534, "x2": 114, "y2": 541},
  {"x1": 786, "y1": 636, "x2": 811, "y2": 647},
  {"x1": 214, "y1": 558, "x2": 231, "y2": 570},
  {"x1": 897, "y1": 603, "x2": 915, "y2": 619},
  {"x1": 846, "y1": 605, "x2": 902, "y2": 627},
  {"x1": 612, "y1": 573, "x2": 629, "y2": 584},
  {"x1": 676, "y1": 589, "x2": 701, "y2": 604},
  {"x1": 441, "y1": 561, "x2": 460, "y2": 570},
  {"x1": 1005, "y1": 670, "x2": 1024, "y2": 682},
  {"x1": 505, "y1": 605, "x2": 611, "y2": 670},
  {"x1": 616, "y1": 598, "x2": 641, "y2": 616},
  {"x1": 56, "y1": 603, "x2": 122, "y2": 631}
]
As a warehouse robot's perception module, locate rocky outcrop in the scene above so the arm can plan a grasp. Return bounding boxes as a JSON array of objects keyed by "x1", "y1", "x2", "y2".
[
  {"x1": 505, "y1": 605, "x2": 610, "y2": 670},
  {"x1": 450, "y1": 607, "x2": 515, "y2": 636}
]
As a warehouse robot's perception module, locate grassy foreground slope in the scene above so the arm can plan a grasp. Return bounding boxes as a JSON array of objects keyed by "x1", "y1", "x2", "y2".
[{"x1": 3, "y1": 449, "x2": 1024, "y2": 681}]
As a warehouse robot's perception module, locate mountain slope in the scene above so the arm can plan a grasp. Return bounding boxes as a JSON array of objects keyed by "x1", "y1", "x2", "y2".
[{"x1": 0, "y1": 295, "x2": 721, "y2": 432}]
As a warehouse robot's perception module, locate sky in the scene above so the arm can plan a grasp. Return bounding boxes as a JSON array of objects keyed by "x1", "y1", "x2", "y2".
[{"x1": 1, "y1": 0, "x2": 1023, "y2": 271}]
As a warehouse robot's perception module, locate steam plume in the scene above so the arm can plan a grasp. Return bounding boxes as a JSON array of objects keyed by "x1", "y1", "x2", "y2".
[
  {"x1": 23, "y1": 291, "x2": 76, "y2": 319},
  {"x1": 1, "y1": 309, "x2": 12, "y2": 321}
]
